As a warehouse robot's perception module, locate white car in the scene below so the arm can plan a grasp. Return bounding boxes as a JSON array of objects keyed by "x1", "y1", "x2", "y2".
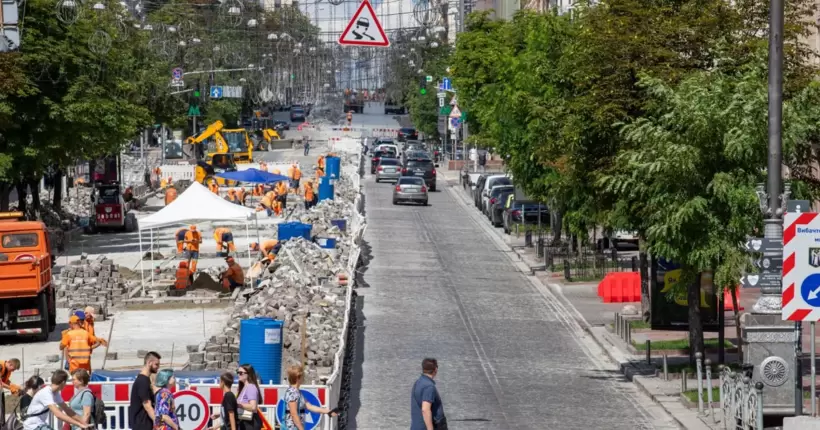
[
  {"x1": 480, "y1": 175, "x2": 513, "y2": 214},
  {"x1": 376, "y1": 144, "x2": 399, "y2": 156}
]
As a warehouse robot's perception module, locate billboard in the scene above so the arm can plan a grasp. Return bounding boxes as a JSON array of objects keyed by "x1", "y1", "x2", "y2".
[{"x1": 649, "y1": 257, "x2": 720, "y2": 331}]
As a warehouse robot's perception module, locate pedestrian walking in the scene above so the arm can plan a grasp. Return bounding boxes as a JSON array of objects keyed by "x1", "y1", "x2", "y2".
[
  {"x1": 60, "y1": 315, "x2": 101, "y2": 374},
  {"x1": 236, "y1": 364, "x2": 263, "y2": 430},
  {"x1": 411, "y1": 358, "x2": 446, "y2": 430},
  {"x1": 303, "y1": 137, "x2": 310, "y2": 156},
  {"x1": 153, "y1": 369, "x2": 179, "y2": 430},
  {"x1": 211, "y1": 372, "x2": 239, "y2": 430},
  {"x1": 68, "y1": 369, "x2": 94, "y2": 430},
  {"x1": 129, "y1": 351, "x2": 160, "y2": 430},
  {"x1": 23, "y1": 370, "x2": 91, "y2": 430},
  {"x1": 478, "y1": 151, "x2": 486, "y2": 172},
  {"x1": 283, "y1": 365, "x2": 337, "y2": 430}
]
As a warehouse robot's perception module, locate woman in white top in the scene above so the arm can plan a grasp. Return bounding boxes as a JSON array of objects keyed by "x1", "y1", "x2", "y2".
[{"x1": 23, "y1": 370, "x2": 91, "y2": 430}]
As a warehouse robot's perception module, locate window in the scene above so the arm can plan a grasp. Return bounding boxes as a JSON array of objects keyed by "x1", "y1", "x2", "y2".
[
  {"x1": 223, "y1": 132, "x2": 246, "y2": 153},
  {"x1": 379, "y1": 159, "x2": 399, "y2": 166},
  {"x1": 97, "y1": 188, "x2": 120, "y2": 204},
  {"x1": 1, "y1": 233, "x2": 39, "y2": 249},
  {"x1": 406, "y1": 160, "x2": 432, "y2": 168},
  {"x1": 398, "y1": 177, "x2": 425, "y2": 185}
]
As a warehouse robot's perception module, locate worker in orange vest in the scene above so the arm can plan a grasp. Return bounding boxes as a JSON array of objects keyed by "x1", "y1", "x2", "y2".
[
  {"x1": 0, "y1": 358, "x2": 21, "y2": 394},
  {"x1": 81, "y1": 306, "x2": 107, "y2": 346},
  {"x1": 303, "y1": 180, "x2": 317, "y2": 209},
  {"x1": 175, "y1": 227, "x2": 187, "y2": 253},
  {"x1": 226, "y1": 189, "x2": 239, "y2": 204},
  {"x1": 237, "y1": 187, "x2": 247, "y2": 206},
  {"x1": 256, "y1": 191, "x2": 276, "y2": 216},
  {"x1": 214, "y1": 227, "x2": 236, "y2": 256},
  {"x1": 317, "y1": 155, "x2": 325, "y2": 171},
  {"x1": 315, "y1": 165, "x2": 325, "y2": 182},
  {"x1": 165, "y1": 186, "x2": 178, "y2": 206},
  {"x1": 275, "y1": 180, "x2": 288, "y2": 209},
  {"x1": 253, "y1": 184, "x2": 265, "y2": 197},
  {"x1": 210, "y1": 181, "x2": 220, "y2": 194},
  {"x1": 221, "y1": 256, "x2": 245, "y2": 292},
  {"x1": 59, "y1": 315, "x2": 100, "y2": 373},
  {"x1": 288, "y1": 163, "x2": 302, "y2": 191},
  {"x1": 174, "y1": 261, "x2": 193, "y2": 290},
  {"x1": 184, "y1": 225, "x2": 202, "y2": 272},
  {"x1": 259, "y1": 162, "x2": 268, "y2": 172}
]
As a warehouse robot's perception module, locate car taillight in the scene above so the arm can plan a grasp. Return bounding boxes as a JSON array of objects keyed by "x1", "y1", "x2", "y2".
[
  {"x1": 512, "y1": 210, "x2": 521, "y2": 217},
  {"x1": 490, "y1": 198, "x2": 496, "y2": 204},
  {"x1": 402, "y1": 168, "x2": 408, "y2": 174},
  {"x1": 395, "y1": 185, "x2": 401, "y2": 191},
  {"x1": 373, "y1": 157, "x2": 380, "y2": 163},
  {"x1": 421, "y1": 186, "x2": 427, "y2": 192},
  {"x1": 432, "y1": 169, "x2": 436, "y2": 176},
  {"x1": 377, "y1": 166, "x2": 383, "y2": 171}
]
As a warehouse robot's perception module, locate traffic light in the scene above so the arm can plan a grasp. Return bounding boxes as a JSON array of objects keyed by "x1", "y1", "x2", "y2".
[
  {"x1": 419, "y1": 77, "x2": 427, "y2": 95},
  {"x1": 193, "y1": 83, "x2": 201, "y2": 99}
]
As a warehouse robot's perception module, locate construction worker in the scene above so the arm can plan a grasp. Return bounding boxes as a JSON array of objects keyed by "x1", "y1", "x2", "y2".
[
  {"x1": 214, "y1": 227, "x2": 236, "y2": 256},
  {"x1": 347, "y1": 110, "x2": 353, "y2": 126},
  {"x1": 0, "y1": 358, "x2": 21, "y2": 394},
  {"x1": 237, "y1": 187, "x2": 247, "y2": 206},
  {"x1": 272, "y1": 168, "x2": 281, "y2": 175},
  {"x1": 208, "y1": 181, "x2": 219, "y2": 194},
  {"x1": 303, "y1": 180, "x2": 317, "y2": 210},
  {"x1": 165, "y1": 186, "x2": 178, "y2": 206},
  {"x1": 317, "y1": 154, "x2": 325, "y2": 171},
  {"x1": 256, "y1": 191, "x2": 276, "y2": 216},
  {"x1": 275, "y1": 180, "x2": 288, "y2": 209},
  {"x1": 82, "y1": 306, "x2": 107, "y2": 347},
  {"x1": 253, "y1": 184, "x2": 265, "y2": 197},
  {"x1": 175, "y1": 227, "x2": 187, "y2": 253},
  {"x1": 184, "y1": 225, "x2": 202, "y2": 272},
  {"x1": 123, "y1": 186, "x2": 134, "y2": 203},
  {"x1": 315, "y1": 165, "x2": 325, "y2": 182},
  {"x1": 59, "y1": 315, "x2": 100, "y2": 374},
  {"x1": 251, "y1": 239, "x2": 280, "y2": 255},
  {"x1": 226, "y1": 189, "x2": 239, "y2": 204},
  {"x1": 174, "y1": 261, "x2": 193, "y2": 290},
  {"x1": 221, "y1": 256, "x2": 245, "y2": 293},
  {"x1": 288, "y1": 162, "x2": 302, "y2": 191},
  {"x1": 259, "y1": 162, "x2": 268, "y2": 172}
]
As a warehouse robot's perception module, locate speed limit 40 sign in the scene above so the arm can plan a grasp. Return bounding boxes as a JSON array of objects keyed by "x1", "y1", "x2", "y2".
[{"x1": 173, "y1": 390, "x2": 210, "y2": 430}]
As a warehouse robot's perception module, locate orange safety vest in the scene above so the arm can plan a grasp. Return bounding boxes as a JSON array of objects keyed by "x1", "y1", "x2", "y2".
[
  {"x1": 237, "y1": 188, "x2": 246, "y2": 204},
  {"x1": 184, "y1": 230, "x2": 202, "y2": 252},
  {"x1": 304, "y1": 184, "x2": 315, "y2": 201},
  {"x1": 253, "y1": 185, "x2": 264, "y2": 196},
  {"x1": 275, "y1": 181, "x2": 287, "y2": 196},
  {"x1": 0, "y1": 361, "x2": 12, "y2": 384},
  {"x1": 165, "y1": 188, "x2": 178, "y2": 205},
  {"x1": 175, "y1": 262, "x2": 191, "y2": 290},
  {"x1": 260, "y1": 194, "x2": 273, "y2": 209},
  {"x1": 84, "y1": 317, "x2": 97, "y2": 338},
  {"x1": 318, "y1": 156, "x2": 325, "y2": 169},
  {"x1": 291, "y1": 167, "x2": 302, "y2": 180},
  {"x1": 63, "y1": 328, "x2": 94, "y2": 372}
]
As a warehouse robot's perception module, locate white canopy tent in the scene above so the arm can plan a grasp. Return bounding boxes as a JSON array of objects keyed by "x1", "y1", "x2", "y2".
[{"x1": 137, "y1": 182, "x2": 258, "y2": 290}]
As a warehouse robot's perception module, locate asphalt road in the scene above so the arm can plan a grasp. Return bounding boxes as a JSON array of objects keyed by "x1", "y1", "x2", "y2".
[{"x1": 349, "y1": 172, "x2": 680, "y2": 429}]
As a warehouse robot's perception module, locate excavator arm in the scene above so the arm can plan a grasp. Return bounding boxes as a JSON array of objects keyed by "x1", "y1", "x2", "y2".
[{"x1": 185, "y1": 120, "x2": 225, "y2": 146}]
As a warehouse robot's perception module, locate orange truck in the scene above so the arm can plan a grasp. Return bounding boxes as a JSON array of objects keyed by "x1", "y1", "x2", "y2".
[{"x1": 0, "y1": 212, "x2": 56, "y2": 341}]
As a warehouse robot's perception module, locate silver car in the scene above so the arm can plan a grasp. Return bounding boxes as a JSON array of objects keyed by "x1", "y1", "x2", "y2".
[
  {"x1": 375, "y1": 158, "x2": 402, "y2": 182},
  {"x1": 393, "y1": 176, "x2": 428, "y2": 205}
]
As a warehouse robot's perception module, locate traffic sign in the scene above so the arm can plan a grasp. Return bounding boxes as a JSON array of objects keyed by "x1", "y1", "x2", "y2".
[
  {"x1": 439, "y1": 98, "x2": 444, "y2": 107},
  {"x1": 210, "y1": 86, "x2": 223, "y2": 99},
  {"x1": 172, "y1": 67, "x2": 183, "y2": 80},
  {"x1": 173, "y1": 390, "x2": 209, "y2": 430},
  {"x1": 782, "y1": 212, "x2": 820, "y2": 320},
  {"x1": 171, "y1": 79, "x2": 184, "y2": 87},
  {"x1": 223, "y1": 86, "x2": 243, "y2": 98},
  {"x1": 276, "y1": 389, "x2": 322, "y2": 429},
  {"x1": 187, "y1": 105, "x2": 200, "y2": 117},
  {"x1": 450, "y1": 117, "x2": 461, "y2": 129},
  {"x1": 436, "y1": 92, "x2": 446, "y2": 98},
  {"x1": 741, "y1": 272, "x2": 779, "y2": 289},
  {"x1": 449, "y1": 106, "x2": 461, "y2": 118},
  {"x1": 441, "y1": 77, "x2": 451, "y2": 91},
  {"x1": 259, "y1": 88, "x2": 274, "y2": 102},
  {"x1": 754, "y1": 255, "x2": 783, "y2": 271},
  {"x1": 426, "y1": 75, "x2": 433, "y2": 83},
  {"x1": 744, "y1": 237, "x2": 782, "y2": 253},
  {"x1": 338, "y1": 0, "x2": 390, "y2": 47}
]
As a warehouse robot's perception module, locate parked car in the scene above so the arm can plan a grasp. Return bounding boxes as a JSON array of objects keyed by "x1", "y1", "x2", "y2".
[
  {"x1": 397, "y1": 127, "x2": 418, "y2": 142},
  {"x1": 480, "y1": 175, "x2": 513, "y2": 214},
  {"x1": 290, "y1": 108, "x2": 306, "y2": 122},
  {"x1": 490, "y1": 190, "x2": 515, "y2": 226},
  {"x1": 484, "y1": 185, "x2": 514, "y2": 218},
  {"x1": 503, "y1": 201, "x2": 550, "y2": 234},
  {"x1": 375, "y1": 158, "x2": 402, "y2": 183},
  {"x1": 274, "y1": 120, "x2": 290, "y2": 130},
  {"x1": 393, "y1": 176, "x2": 428, "y2": 205},
  {"x1": 402, "y1": 158, "x2": 438, "y2": 191},
  {"x1": 370, "y1": 150, "x2": 395, "y2": 174}
]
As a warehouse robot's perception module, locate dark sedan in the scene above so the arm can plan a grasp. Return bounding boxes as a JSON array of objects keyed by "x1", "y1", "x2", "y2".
[
  {"x1": 490, "y1": 190, "x2": 515, "y2": 227},
  {"x1": 370, "y1": 150, "x2": 397, "y2": 174},
  {"x1": 503, "y1": 201, "x2": 550, "y2": 234}
]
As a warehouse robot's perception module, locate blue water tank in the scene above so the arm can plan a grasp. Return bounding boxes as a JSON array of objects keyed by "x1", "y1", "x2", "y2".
[
  {"x1": 294, "y1": 223, "x2": 312, "y2": 240},
  {"x1": 277, "y1": 222, "x2": 312, "y2": 241},
  {"x1": 239, "y1": 318, "x2": 283, "y2": 385},
  {"x1": 325, "y1": 156, "x2": 341, "y2": 179},
  {"x1": 318, "y1": 178, "x2": 334, "y2": 201},
  {"x1": 330, "y1": 219, "x2": 347, "y2": 232},
  {"x1": 316, "y1": 237, "x2": 337, "y2": 248}
]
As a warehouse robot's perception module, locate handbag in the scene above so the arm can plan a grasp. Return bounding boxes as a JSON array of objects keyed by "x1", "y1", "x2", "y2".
[{"x1": 238, "y1": 409, "x2": 254, "y2": 422}]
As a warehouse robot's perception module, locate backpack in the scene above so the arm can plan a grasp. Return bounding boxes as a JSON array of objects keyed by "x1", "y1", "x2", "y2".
[{"x1": 78, "y1": 389, "x2": 106, "y2": 426}]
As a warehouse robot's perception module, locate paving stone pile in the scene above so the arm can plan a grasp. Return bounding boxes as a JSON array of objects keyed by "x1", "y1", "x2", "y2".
[{"x1": 55, "y1": 254, "x2": 138, "y2": 309}]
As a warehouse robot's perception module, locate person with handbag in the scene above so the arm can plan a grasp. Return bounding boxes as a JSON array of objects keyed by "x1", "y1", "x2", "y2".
[
  {"x1": 236, "y1": 365, "x2": 263, "y2": 430},
  {"x1": 283, "y1": 366, "x2": 338, "y2": 430},
  {"x1": 410, "y1": 358, "x2": 447, "y2": 430}
]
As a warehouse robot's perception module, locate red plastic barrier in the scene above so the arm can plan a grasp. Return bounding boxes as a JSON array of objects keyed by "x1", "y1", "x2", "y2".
[
  {"x1": 598, "y1": 272, "x2": 641, "y2": 303},
  {"x1": 723, "y1": 288, "x2": 744, "y2": 311}
]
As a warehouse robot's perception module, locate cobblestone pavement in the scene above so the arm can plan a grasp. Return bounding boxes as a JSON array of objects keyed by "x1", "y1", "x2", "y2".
[{"x1": 349, "y1": 171, "x2": 681, "y2": 429}]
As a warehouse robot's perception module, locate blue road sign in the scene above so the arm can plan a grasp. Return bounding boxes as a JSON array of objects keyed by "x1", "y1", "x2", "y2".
[
  {"x1": 172, "y1": 67, "x2": 183, "y2": 80},
  {"x1": 800, "y1": 273, "x2": 820, "y2": 306},
  {"x1": 450, "y1": 117, "x2": 461, "y2": 128},
  {"x1": 276, "y1": 390, "x2": 321, "y2": 429},
  {"x1": 442, "y1": 77, "x2": 451, "y2": 91},
  {"x1": 210, "y1": 86, "x2": 223, "y2": 99}
]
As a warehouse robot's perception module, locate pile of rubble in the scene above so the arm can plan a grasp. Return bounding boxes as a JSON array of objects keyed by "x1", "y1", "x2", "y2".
[{"x1": 55, "y1": 254, "x2": 139, "y2": 309}]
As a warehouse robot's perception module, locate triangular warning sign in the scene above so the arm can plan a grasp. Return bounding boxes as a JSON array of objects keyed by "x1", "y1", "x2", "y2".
[{"x1": 338, "y1": 0, "x2": 390, "y2": 47}]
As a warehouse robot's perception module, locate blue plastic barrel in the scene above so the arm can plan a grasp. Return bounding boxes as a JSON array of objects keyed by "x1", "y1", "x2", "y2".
[
  {"x1": 318, "y1": 178, "x2": 334, "y2": 201},
  {"x1": 330, "y1": 219, "x2": 347, "y2": 232},
  {"x1": 278, "y1": 222, "x2": 312, "y2": 241},
  {"x1": 316, "y1": 237, "x2": 337, "y2": 248},
  {"x1": 325, "y1": 156, "x2": 341, "y2": 179},
  {"x1": 294, "y1": 223, "x2": 312, "y2": 240},
  {"x1": 239, "y1": 318, "x2": 283, "y2": 384}
]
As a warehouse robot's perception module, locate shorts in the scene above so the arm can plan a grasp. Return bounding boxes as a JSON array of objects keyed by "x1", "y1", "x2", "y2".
[
  {"x1": 291, "y1": 179, "x2": 300, "y2": 189},
  {"x1": 185, "y1": 250, "x2": 199, "y2": 260},
  {"x1": 222, "y1": 232, "x2": 234, "y2": 243}
]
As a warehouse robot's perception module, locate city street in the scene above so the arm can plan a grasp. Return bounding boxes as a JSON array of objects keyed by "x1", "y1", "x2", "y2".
[{"x1": 350, "y1": 168, "x2": 680, "y2": 429}]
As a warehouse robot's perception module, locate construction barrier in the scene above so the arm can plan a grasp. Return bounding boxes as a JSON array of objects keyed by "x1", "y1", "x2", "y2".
[
  {"x1": 52, "y1": 382, "x2": 329, "y2": 429},
  {"x1": 597, "y1": 272, "x2": 641, "y2": 303},
  {"x1": 723, "y1": 288, "x2": 744, "y2": 311}
]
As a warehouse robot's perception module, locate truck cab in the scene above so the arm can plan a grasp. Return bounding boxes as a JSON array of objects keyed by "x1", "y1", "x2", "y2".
[{"x1": 0, "y1": 212, "x2": 57, "y2": 341}]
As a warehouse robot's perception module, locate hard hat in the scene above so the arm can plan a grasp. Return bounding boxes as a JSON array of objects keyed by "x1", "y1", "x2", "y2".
[
  {"x1": 69, "y1": 315, "x2": 81, "y2": 324},
  {"x1": 84, "y1": 306, "x2": 95, "y2": 318},
  {"x1": 190, "y1": 225, "x2": 197, "y2": 230},
  {"x1": 73, "y1": 310, "x2": 86, "y2": 320}
]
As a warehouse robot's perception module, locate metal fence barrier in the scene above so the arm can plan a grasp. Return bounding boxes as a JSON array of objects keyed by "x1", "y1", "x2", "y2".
[{"x1": 720, "y1": 366, "x2": 763, "y2": 430}]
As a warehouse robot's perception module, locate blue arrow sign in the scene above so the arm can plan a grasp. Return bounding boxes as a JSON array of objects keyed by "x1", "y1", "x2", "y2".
[
  {"x1": 210, "y1": 86, "x2": 223, "y2": 99},
  {"x1": 276, "y1": 390, "x2": 322, "y2": 430},
  {"x1": 442, "y1": 77, "x2": 451, "y2": 91}
]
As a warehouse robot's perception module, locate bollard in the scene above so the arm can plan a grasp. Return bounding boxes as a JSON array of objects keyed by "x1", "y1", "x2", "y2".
[
  {"x1": 615, "y1": 313, "x2": 621, "y2": 338},
  {"x1": 626, "y1": 321, "x2": 632, "y2": 346},
  {"x1": 663, "y1": 354, "x2": 668, "y2": 381},
  {"x1": 682, "y1": 369, "x2": 688, "y2": 392},
  {"x1": 742, "y1": 376, "x2": 751, "y2": 426},
  {"x1": 705, "y1": 359, "x2": 715, "y2": 421},
  {"x1": 646, "y1": 340, "x2": 651, "y2": 364},
  {"x1": 755, "y1": 382, "x2": 764, "y2": 430},
  {"x1": 696, "y1": 352, "x2": 704, "y2": 413}
]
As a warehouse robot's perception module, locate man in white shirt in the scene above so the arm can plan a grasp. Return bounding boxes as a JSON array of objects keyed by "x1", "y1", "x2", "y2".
[{"x1": 23, "y1": 370, "x2": 90, "y2": 430}]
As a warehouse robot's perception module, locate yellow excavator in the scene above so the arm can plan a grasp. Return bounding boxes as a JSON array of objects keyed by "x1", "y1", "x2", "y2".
[
  {"x1": 185, "y1": 120, "x2": 254, "y2": 163},
  {"x1": 256, "y1": 128, "x2": 281, "y2": 151}
]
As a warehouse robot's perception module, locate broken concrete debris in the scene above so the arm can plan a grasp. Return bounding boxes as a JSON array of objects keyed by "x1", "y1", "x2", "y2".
[{"x1": 55, "y1": 253, "x2": 138, "y2": 309}]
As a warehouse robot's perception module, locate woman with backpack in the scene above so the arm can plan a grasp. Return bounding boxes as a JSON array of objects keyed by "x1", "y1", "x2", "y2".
[
  {"x1": 22, "y1": 369, "x2": 91, "y2": 430},
  {"x1": 68, "y1": 370, "x2": 95, "y2": 430}
]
